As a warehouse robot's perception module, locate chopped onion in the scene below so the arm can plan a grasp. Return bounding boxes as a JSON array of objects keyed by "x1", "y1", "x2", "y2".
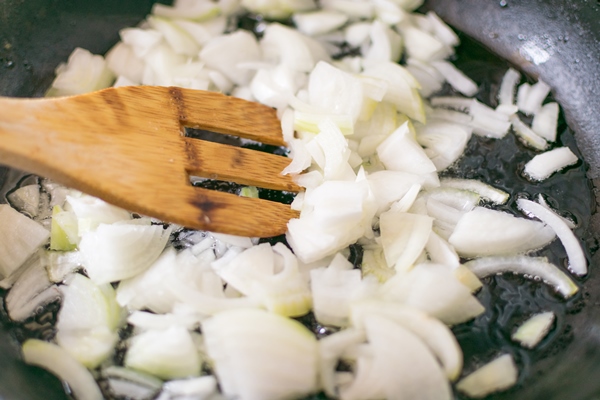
[
  {"x1": 79, "y1": 222, "x2": 171, "y2": 284},
  {"x1": 158, "y1": 376, "x2": 218, "y2": 400},
  {"x1": 497, "y1": 68, "x2": 521, "y2": 106},
  {"x1": 431, "y1": 60, "x2": 477, "y2": 96},
  {"x1": 381, "y1": 263, "x2": 485, "y2": 325},
  {"x1": 351, "y1": 300, "x2": 463, "y2": 381},
  {"x1": 510, "y1": 115, "x2": 549, "y2": 150},
  {"x1": 7, "y1": 184, "x2": 40, "y2": 218},
  {"x1": 532, "y1": 102, "x2": 559, "y2": 142},
  {"x1": 517, "y1": 198, "x2": 587, "y2": 276},
  {"x1": 439, "y1": 178, "x2": 509, "y2": 205},
  {"x1": 22, "y1": 339, "x2": 103, "y2": 400},
  {"x1": 293, "y1": 10, "x2": 348, "y2": 36},
  {"x1": 379, "y1": 210, "x2": 433, "y2": 272},
  {"x1": 464, "y1": 255, "x2": 578, "y2": 298},
  {"x1": 456, "y1": 354, "x2": 518, "y2": 398},
  {"x1": 360, "y1": 315, "x2": 452, "y2": 400},
  {"x1": 125, "y1": 327, "x2": 202, "y2": 380},
  {"x1": 202, "y1": 308, "x2": 319, "y2": 400},
  {"x1": 523, "y1": 146, "x2": 578, "y2": 181},
  {"x1": 0, "y1": 204, "x2": 49, "y2": 279},
  {"x1": 448, "y1": 207, "x2": 556, "y2": 258},
  {"x1": 518, "y1": 79, "x2": 551, "y2": 115},
  {"x1": 512, "y1": 311, "x2": 555, "y2": 349}
]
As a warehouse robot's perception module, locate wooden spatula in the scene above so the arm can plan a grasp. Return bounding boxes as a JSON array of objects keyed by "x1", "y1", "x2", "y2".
[{"x1": 0, "y1": 86, "x2": 301, "y2": 237}]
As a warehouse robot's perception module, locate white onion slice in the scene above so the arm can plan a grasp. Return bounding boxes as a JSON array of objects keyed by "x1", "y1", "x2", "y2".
[
  {"x1": 519, "y1": 79, "x2": 551, "y2": 115},
  {"x1": 449, "y1": 207, "x2": 556, "y2": 258},
  {"x1": 464, "y1": 255, "x2": 578, "y2": 298},
  {"x1": 22, "y1": 339, "x2": 103, "y2": 400},
  {"x1": 351, "y1": 300, "x2": 463, "y2": 381},
  {"x1": 517, "y1": 198, "x2": 587, "y2": 276},
  {"x1": 532, "y1": 102, "x2": 559, "y2": 142},
  {"x1": 497, "y1": 68, "x2": 521, "y2": 106},
  {"x1": 431, "y1": 60, "x2": 477, "y2": 96},
  {"x1": 79, "y1": 223, "x2": 171, "y2": 285},
  {"x1": 202, "y1": 309, "x2": 319, "y2": 400},
  {"x1": 523, "y1": 146, "x2": 578, "y2": 181},
  {"x1": 293, "y1": 10, "x2": 348, "y2": 36},
  {"x1": 363, "y1": 315, "x2": 452, "y2": 400},
  {"x1": 510, "y1": 115, "x2": 549, "y2": 150}
]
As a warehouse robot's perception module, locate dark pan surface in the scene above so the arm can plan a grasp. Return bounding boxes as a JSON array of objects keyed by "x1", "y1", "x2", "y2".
[{"x1": 0, "y1": 1, "x2": 599, "y2": 399}]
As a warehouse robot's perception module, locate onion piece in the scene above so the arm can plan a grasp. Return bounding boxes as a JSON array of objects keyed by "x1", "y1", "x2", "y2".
[
  {"x1": 439, "y1": 178, "x2": 509, "y2": 205},
  {"x1": 532, "y1": 102, "x2": 559, "y2": 142},
  {"x1": 47, "y1": 48, "x2": 114, "y2": 96},
  {"x1": 431, "y1": 60, "x2": 477, "y2": 96},
  {"x1": 199, "y1": 30, "x2": 261, "y2": 86},
  {"x1": 523, "y1": 146, "x2": 578, "y2": 181},
  {"x1": 448, "y1": 207, "x2": 556, "y2": 258},
  {"x1": 158, "y1": 376, "x2": 218, "y2": 400},
  {"x1": 362, "y1": 315, "x2": 452, "y2": 400},
  {"x1": 22, "y1": 339, "x2": 103, "y2": 400},
  {"x1": 79, "y1": 222, "x2": 171, "y2": 285},
  {"x1": 5, "y1": 252, "x2": 59, "y2": 321},
  {"x1": 125, "y1": 327, "x2": 202, "y2": 380},
  {"x1": 456, "y1": 354, "x2": 518, "y2": 398},
  {"x1": 293, "y1": 10, "x2": 348, "y2": 36},
  {"x1": 497, "y1": 68, "x2": 521, "y2": 106},
  {"x1": 519, "y1": 79, "x2": 551, "y2": 115},
  {"x1": 202, "y1": 309, "x2": 320, "y2": 400},
  {"x1": 319, "y1": 328, "x2": 366, "y2": 398},
  {"x1": 464, "y1": 255, "x2": 578, "y2": 298},
  {"x1": 379, "y1": 210, "x2": 433, "y2": 272},
  {"x1": 7, "y1": 184, "x2": 40, "y2": 218},
  {"x1": 0, "y1": 204, "x2": 49, "y2": 279},
  {"x1": 512, "y1": 311, "x2": 555, "y2": 349},
  {"x1": 510, "y1": 115, "x2": 549, "y2": 150},
  {"x1": 351, "y1": 300, "x2": 463, "y2": 381},
  {"x1": 517, "y1": 198, "x2": 587, "y2": 276},
  {"x1": 381, "y1": 263, "x2": 485, "y2": 325},
  {"x1": 377, "y1": 122, "x2": 437, "y2": 175},
  {"x1": 103, "y1": 366, "x2": 163, "y2": 400}
]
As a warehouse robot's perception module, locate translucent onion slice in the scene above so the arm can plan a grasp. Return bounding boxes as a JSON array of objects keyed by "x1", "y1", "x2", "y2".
[
  {"x1": 510, "y1": 115, "x2": 548, "y2": 151},
  {"x1": 456, "y1": 354, "x2": 518, "y2": 398},
  {"x1": 464, "y1": 255, "x2": 578, "y2": 298},
  {"x1": 511, "y1": 311, "x2": 555, "y2": 349},
  {"x1": 517, "y1": 198, "x2": 587, "y2": 276},
  {"x1": 439, "y1": 178, "x2": 509, "y2": 205},
  {"x1": 159, "y1": 376, "x2": 218, "y2": 399},
  {"x1": 22, "y1": 339, "x2": 103, "y2": 400}
]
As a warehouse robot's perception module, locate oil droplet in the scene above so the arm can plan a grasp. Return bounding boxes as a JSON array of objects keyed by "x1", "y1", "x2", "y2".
[
  {"x1": 499, "y1": 0, "x2": 508, "y2": 7},
  {"x1": 4, "y1": 60, "x2": 14, "y2": 69},
  {"x1": 518, "y1": 34, "x2": 526, "y2": 41}
]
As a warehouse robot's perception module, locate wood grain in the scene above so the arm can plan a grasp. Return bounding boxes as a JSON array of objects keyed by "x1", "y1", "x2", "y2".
[{"x1": 0, "y1": 86, "x2": 301, "y2": 237}]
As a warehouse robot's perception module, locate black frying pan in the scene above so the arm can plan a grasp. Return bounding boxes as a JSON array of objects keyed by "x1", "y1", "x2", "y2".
[{"x1": 1, "y1": 1, "x2": 599, "y2": 399}]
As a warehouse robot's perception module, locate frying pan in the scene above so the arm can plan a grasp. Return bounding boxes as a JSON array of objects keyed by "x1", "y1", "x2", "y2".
[{"x1": 0, "y1": 0, "x2": 599, "y2": 399}]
